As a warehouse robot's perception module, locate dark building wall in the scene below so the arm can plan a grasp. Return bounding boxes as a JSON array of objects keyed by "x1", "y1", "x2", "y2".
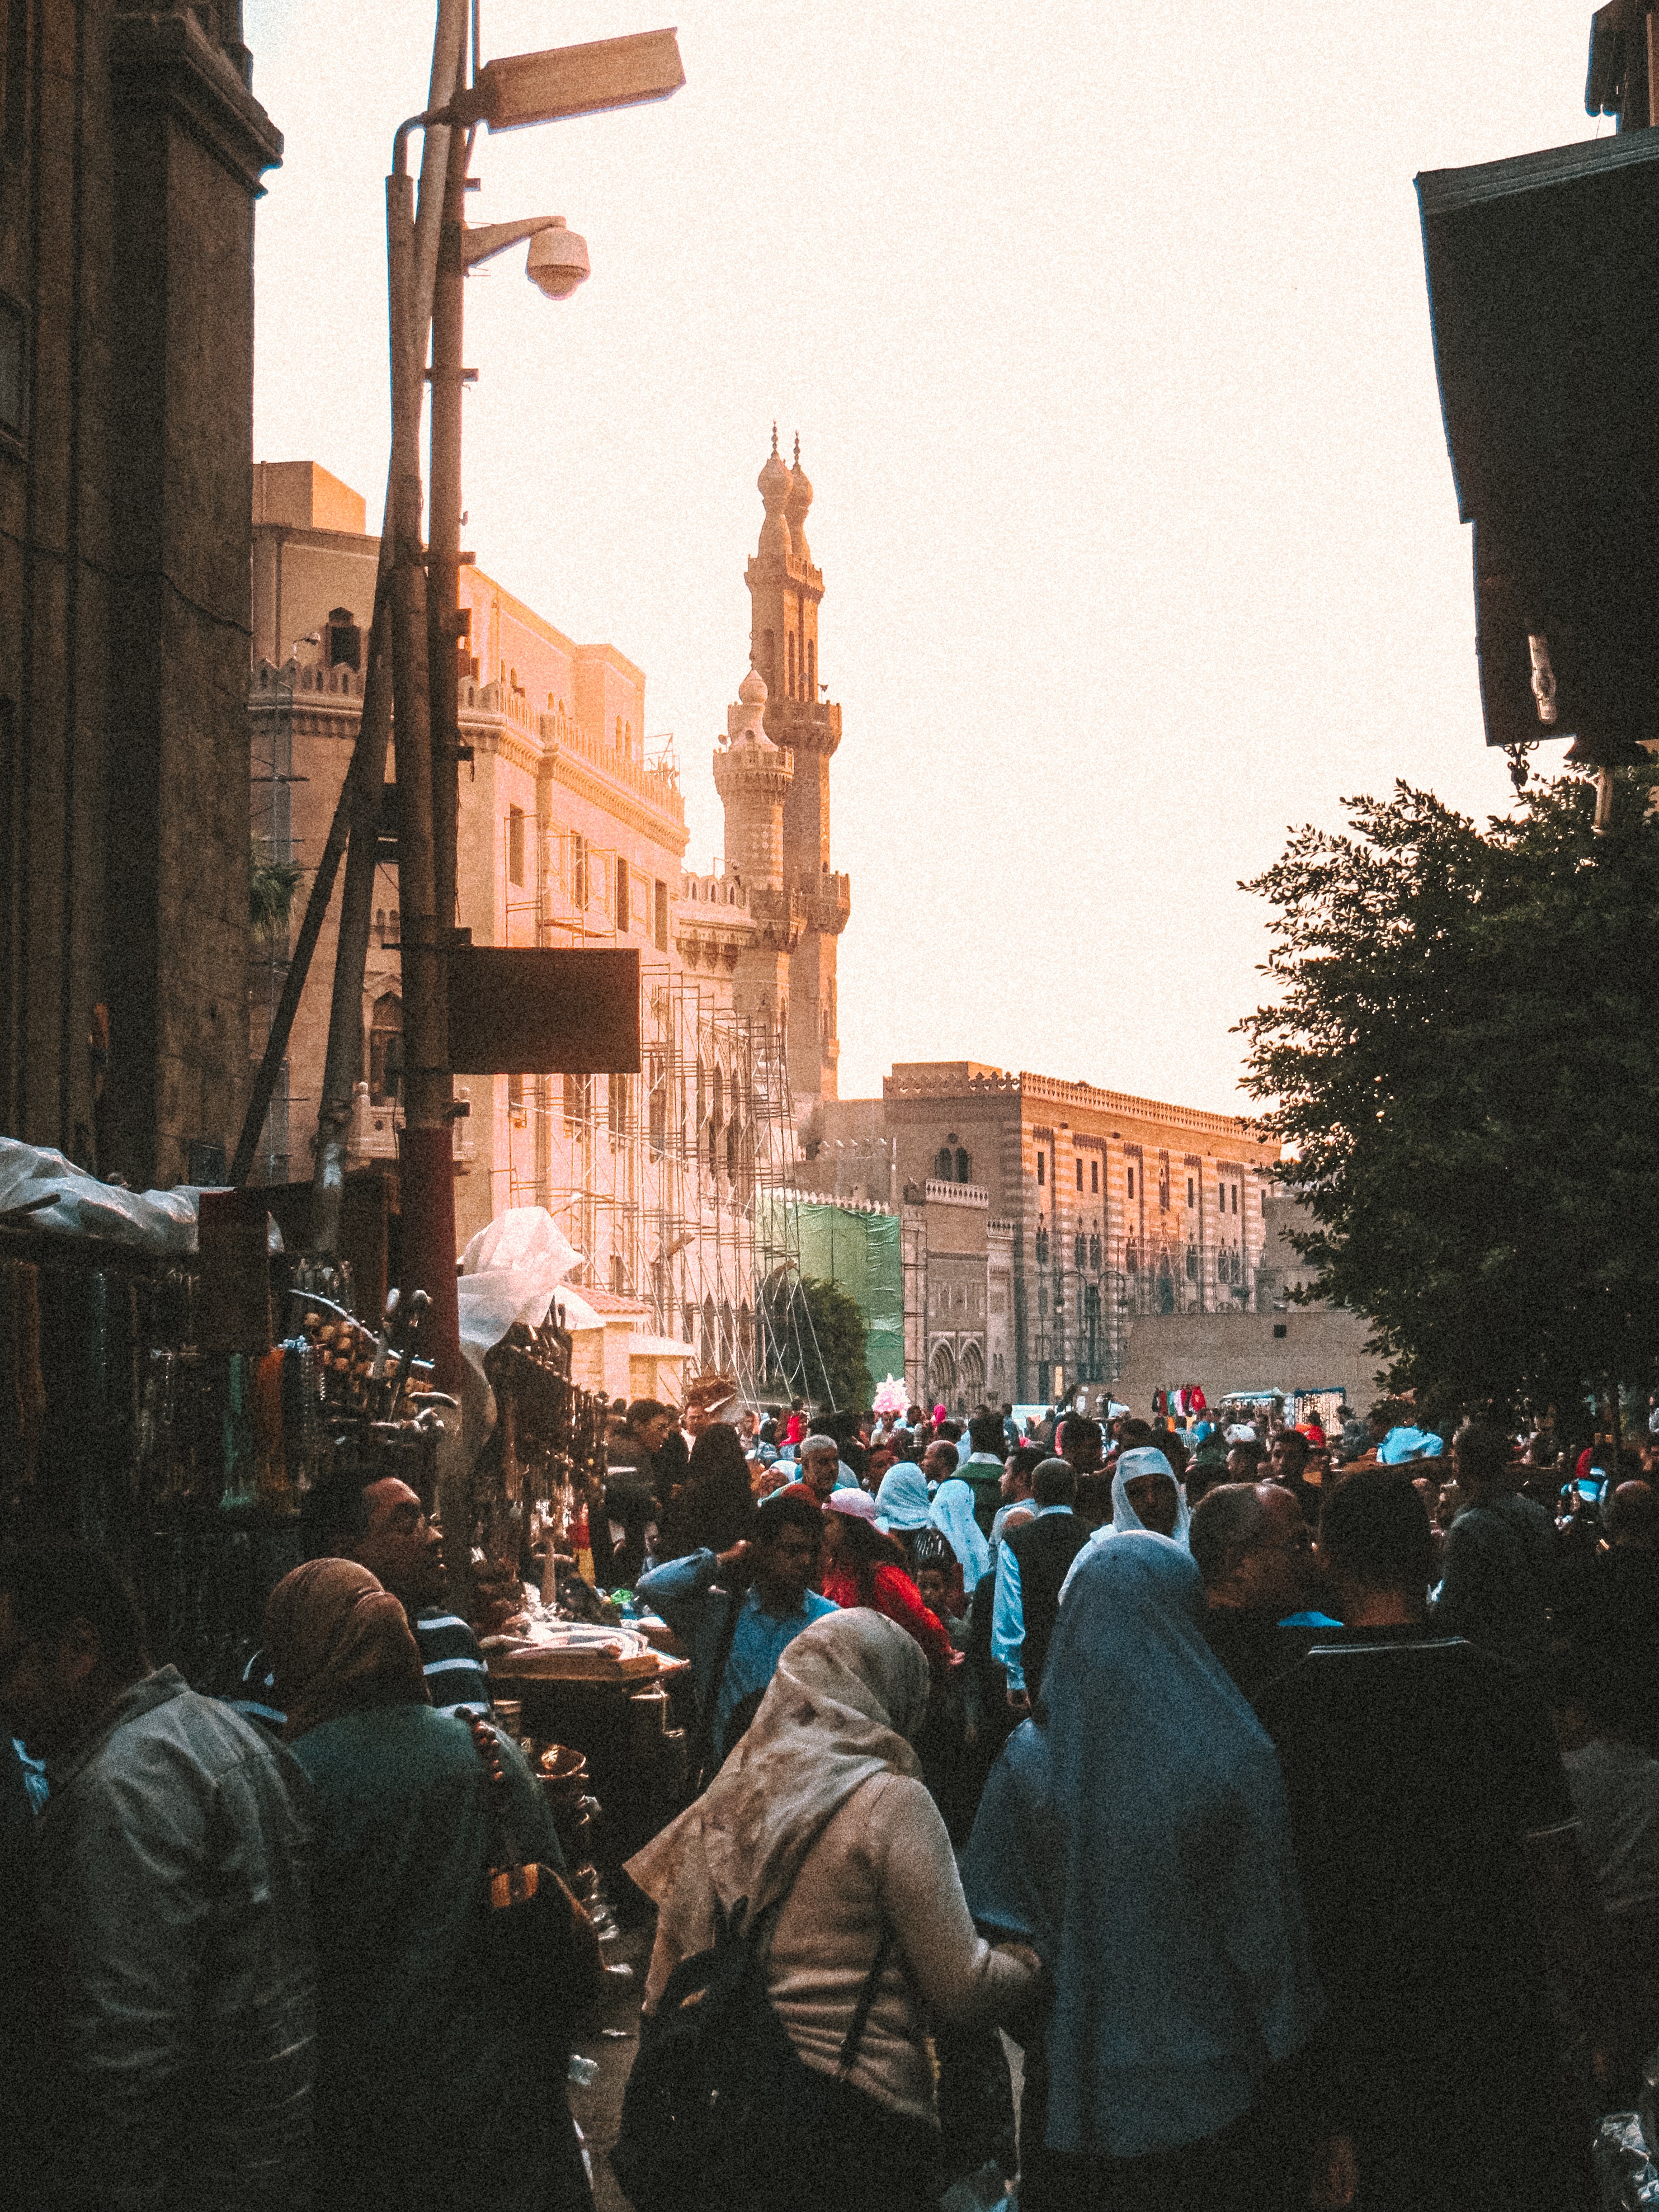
[{"x1": 0, "y1": 1, "x2": 279, "y2": 1186}]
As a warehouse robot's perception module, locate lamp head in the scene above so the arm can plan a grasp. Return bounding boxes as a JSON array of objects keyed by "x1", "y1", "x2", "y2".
[{"x1": 526, "y1": 218, "x2": 590, "y2": 301}]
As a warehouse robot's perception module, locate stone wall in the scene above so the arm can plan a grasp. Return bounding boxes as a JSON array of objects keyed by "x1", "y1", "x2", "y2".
[
  {"x1": 1114, "y1": 1306, "x2": 1383, "y2": 1424},
  {"x1": 0, "y1": 4, "x2": 280, "y2": 1184}
]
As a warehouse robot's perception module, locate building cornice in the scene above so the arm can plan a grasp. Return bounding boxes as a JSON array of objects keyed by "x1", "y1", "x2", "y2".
[{"x1": 111, "y1": 9, "x2": 284, "y2": 196}]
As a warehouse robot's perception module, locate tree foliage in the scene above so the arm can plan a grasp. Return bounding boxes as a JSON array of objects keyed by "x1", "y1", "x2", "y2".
[
  {"x1": 1239, "y1": 770, "x2": 1659, "y2": 1422},
  {"x1": 250, "y1": 837, "x2": 303, "y2": 940},
  {"x1": 762, "y1": 1272, "x2": 874, "y2": 1416}
]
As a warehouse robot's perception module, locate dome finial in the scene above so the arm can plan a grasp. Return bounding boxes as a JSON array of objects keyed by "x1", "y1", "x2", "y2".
[
  {"x1": 771, "y1": 421, "x2": 779, "y2": 456},
  {"x1": 793, "y1": 431, "x2": 800, "y2": 466}
]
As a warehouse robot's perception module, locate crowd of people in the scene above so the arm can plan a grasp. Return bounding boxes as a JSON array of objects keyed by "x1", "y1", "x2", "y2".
[{"x1": 4, "y1": 1380, "x2": 1659, "y2": 2210}]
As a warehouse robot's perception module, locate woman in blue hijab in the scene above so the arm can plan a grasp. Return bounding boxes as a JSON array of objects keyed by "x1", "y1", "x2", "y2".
[
  {"x1": 962, "y1": 1535, "x2": 1323, "y2": 2210},
  {"x1": 929, "y1": 1475, "x2": 992, "y2": 1592},
  {"x1": 875, "y1": 1460, "x2": 935, "y2": 1533}
]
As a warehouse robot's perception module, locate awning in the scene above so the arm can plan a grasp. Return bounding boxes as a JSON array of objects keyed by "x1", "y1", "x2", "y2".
[{"x1": 1416, "y1": 130, "x2": 1659, "y2": 756}]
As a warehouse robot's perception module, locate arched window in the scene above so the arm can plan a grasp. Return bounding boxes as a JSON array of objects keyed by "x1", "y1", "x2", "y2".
[
  {"x1": 727, "y1": 1116, "x2": 740, "y2": 1180},
  {"x1": 610, "y1": 1252, "x2": 625, "y2": 1295},
  {"x1": 763, "y1": 630, "x2": 776, "y2": 687},
  {"x1": 1091, "y1": 1159, "x2": 1099, "y2": 1195},
  {"x1": 1125, "y1": 1242, "x2": 1139, "y2": 1276},
  {"x1": 1036, "y1": 1154, "x2": 1045, "y2": 1186},
  {"x1": 1035, "y1": 1227, "x2": 1050, "y2": 1267},
  {"x1": 787, "y1": 633, "x2": 797, "y2": 698},
  {"x1": 1073, "y1": 1233, "x2": 1087, "y2": 1271},
  {"x1": 954, "y1": 1147, "x2": 970, "y2": 1183},
  {"x1": 934, "y1": 1146, "x2": 953, "y2": 1181},
  {"x1": 367, "y1": 993, "x2": 403, "y2": 1103},
  {"x1": 1088, "y1": 1233, "x2": 1102, "y2": 1272},
  {"x1": 959, "y1": 1342, "x2": 984, "y2": 1403},
  {"x1": 806, "y1": 639, "x2": 816, "y2": 698},
  {"x1": 929, "y1": 1342, "x2": 956, "y2": 1403}
]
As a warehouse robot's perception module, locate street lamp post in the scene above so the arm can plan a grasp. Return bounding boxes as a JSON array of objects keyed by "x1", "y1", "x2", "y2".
[{"x1": 392, "y1": 17, "x2": 682, "y2": 1398}]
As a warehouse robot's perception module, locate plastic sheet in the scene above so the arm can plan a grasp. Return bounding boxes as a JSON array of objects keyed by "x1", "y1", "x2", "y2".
[
  {"x1": 1597, "y1": 2113, "x2": 1659, "y2": 2210},
  {"x1": 0, "y1": 1135, "x2": 281, "y2": 1253}
]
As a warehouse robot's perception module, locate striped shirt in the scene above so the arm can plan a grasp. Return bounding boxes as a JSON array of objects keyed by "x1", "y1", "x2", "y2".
[{"x1": 224, "y1": 1603, "x2": 492, "y2": 1734}]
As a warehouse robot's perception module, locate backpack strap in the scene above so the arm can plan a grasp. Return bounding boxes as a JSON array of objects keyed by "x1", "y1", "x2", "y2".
[{"x1": 835, "y1": 1928, "x2": 896, "y2": 2081}]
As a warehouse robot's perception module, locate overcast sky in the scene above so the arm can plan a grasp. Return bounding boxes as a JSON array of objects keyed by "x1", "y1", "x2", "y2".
[{"x1": 245, "y1": 2, "x2": 1605, "y2": 1111}]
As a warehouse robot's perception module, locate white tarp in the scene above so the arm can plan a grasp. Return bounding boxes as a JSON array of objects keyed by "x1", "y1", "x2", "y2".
[{"x1": 0, "y1": 1135, "x2": 282, "y2": 1252}]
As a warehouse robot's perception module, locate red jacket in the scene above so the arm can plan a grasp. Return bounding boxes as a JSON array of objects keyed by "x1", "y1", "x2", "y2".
[{"x1": 823, "y1": 1562, "x2": 955, "y2": 1676}]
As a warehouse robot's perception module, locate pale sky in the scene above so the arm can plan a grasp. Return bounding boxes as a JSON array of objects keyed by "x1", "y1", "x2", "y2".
[{"x1": 245, "y1": 1, "x2": 1604, "y2": 1112}]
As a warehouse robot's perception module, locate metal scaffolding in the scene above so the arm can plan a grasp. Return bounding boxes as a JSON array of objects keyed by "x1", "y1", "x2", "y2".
[{"x1": 497, "y1": 838, "x2": 803, "y2": 1406}]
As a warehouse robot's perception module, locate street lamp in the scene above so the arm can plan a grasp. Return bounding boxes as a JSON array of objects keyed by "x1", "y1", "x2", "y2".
[{"x1": 389, "y1": 18, "x2": 682, "y2": 1416}]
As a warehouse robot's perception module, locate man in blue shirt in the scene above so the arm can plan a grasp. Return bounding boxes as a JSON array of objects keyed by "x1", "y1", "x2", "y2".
[
  {"x1": 638, "y1": 1490, "x2": 835, "y2": 1762},
  {"x1": 992, "y1": 1458, "x2": 1088, "y2": 1712}
]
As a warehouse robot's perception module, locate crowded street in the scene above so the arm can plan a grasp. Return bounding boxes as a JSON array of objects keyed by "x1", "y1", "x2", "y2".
[{"x1": 7, "y1": 1, "x2": 1659, "y2": 2208}]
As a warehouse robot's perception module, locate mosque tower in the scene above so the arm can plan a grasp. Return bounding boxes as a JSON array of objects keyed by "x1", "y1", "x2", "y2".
[
  {"x1": 712, "y1": 666, "x2": 800, "y2": 1030},
  {"x1": 741, "y1": 427, "x2": 849, "y2": 1105}
]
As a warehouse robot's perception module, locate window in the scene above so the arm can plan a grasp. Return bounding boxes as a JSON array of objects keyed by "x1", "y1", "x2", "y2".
[
  {"x1": 507, "y1": 805, "x2": 525, "y2": 887},
  {"x1": 1088, "y1": 1233, "x2": 1101, "y2": 1272},
  {"x1": 1035, "y1": 1226, "x2": 1050, "y2": 1267},
  {"x1": 1090, "y1": 1159, "x2": 1099, "y2": 1195},
  {"x1": 654, "y1": 879, "x2": 668, "y2": 951},
  {"x1": 615, "y1": 856, "x2": 630, "y2": 930},
  {"x1": 507, "y1": 1072, "x2": 526, "y2": 1127},
  {"x1": 648, "y1": 1064, "x2": 667, "y2": 1157},
  {"x1": 368, "y1": 993, "x2": 403, "y2": 1104},
  {"x1": 935, "y1": 1146, "x2": 953, "y2": 1181},
  {"x1": 563, "y1": 1072, "x2": 592, "y2": 1130},
  {"x1": 3, "y1": 0, "x2": 26, "y2": 167},
  {"x1": 807, "y1": 639, "x2": 816, "y2": 697},
  {"x1": 955, "y1": 1147, "x2": 970, "y2": 1183},
  {"x1": 326, "y1": 606, "x2": 360, "y2": 671},
  {"x1": 571, "y1": 832, "x2": 587, "y2": 908},
  {"x1": 1127, "y1": 1166, "x2": 1135, "y2": 1200},
  {"x1": 0, "y1": 292, "x2": 23, "y2": 440},
  {"x1": 763, "y1": 630, "x2": 776, "y2": 688},
  {"x1": 1036, "y1": 1153, "x2": 1045, "y2": 1186},
  {"x1": 1188, "y1": 1176, "x2": 1195, "y2": 1206},
  {"x1": 609, "y1": 1076, "x2": 631, "y2": 1139},
  {"x1": 1073, "y1": 1233, "x2": 1086, "y2": 1270},
  {"x1": 1075, "y1": 1157, "x2": 1083, "y2": 1191},
  {"x1": 1232, "y1": 1183, "x2": 1239, "y2": 1215}
]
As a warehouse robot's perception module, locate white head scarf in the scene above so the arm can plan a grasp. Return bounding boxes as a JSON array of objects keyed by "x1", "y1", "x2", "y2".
[
  {"x1": 929, "y1": 1476, "x2": 992, "y2": 1590},
  {"x1": 1112, "y1": 1446, "x2": 1191, "y2": 1548},
  {"x1": 1060, "y1": 1446, "x2": 1193, "y2": 1606},
  {"x1": 627, "y1": 1608, "x2": 929, "y2": 1931}
]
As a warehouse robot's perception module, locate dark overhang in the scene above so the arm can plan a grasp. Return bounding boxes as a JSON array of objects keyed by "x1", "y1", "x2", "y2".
[{"x1": 1416, "y1": 130, "x2": 1659, "y2": 757}]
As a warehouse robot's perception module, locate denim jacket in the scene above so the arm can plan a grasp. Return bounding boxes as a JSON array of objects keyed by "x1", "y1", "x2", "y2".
[{"x1": 35, "y1": 1667, "x2": 315, "y2": 2209}]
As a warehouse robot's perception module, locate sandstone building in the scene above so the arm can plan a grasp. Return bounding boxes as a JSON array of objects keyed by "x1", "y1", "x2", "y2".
[
  {"x1": 810, "y1": 1065, "x2": 1279, "y2": 1404},
  {"x1": 1, "y1": 1, "x2": 280, "y2": 1185},
  {"x1": 248, "y1": 436, "x2": 847, "y2": 1388}
]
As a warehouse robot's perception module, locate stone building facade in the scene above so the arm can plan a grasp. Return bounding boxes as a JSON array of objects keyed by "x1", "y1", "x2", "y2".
[
  {"x1": 248, "y1": 437, "x2": 849, "y2": 1390},
  {"x1": 1, "y1": 2, "x2": 280, "y2": 1185},
  {"x1": 818, "y1": 1063, "x2": 1279, "y2": 1404}
]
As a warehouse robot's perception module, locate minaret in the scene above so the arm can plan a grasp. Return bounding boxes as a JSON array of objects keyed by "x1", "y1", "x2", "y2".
[
  {"x1": 712, "y1": 668, "x2": 800, "y2": 1028},
  {"x1": 744, "y1": 428, "x2": 849, "y2": 1105}
]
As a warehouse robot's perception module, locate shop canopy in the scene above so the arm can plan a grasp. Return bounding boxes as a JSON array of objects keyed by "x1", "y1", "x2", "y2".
[{"x1": 1416, "y1": 129, "x2": 1659, "y2": 758}]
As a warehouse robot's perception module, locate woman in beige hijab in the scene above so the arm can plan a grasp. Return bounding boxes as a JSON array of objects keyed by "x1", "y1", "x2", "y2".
[{"x1": 627, "y1": 1607, "x2": 1041, "y2": 2209}]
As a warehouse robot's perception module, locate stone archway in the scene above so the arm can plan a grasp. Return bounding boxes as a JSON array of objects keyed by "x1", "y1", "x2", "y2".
[{"x1": 929, "y1": 1341, "x2": 957, "y2": 1406}]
